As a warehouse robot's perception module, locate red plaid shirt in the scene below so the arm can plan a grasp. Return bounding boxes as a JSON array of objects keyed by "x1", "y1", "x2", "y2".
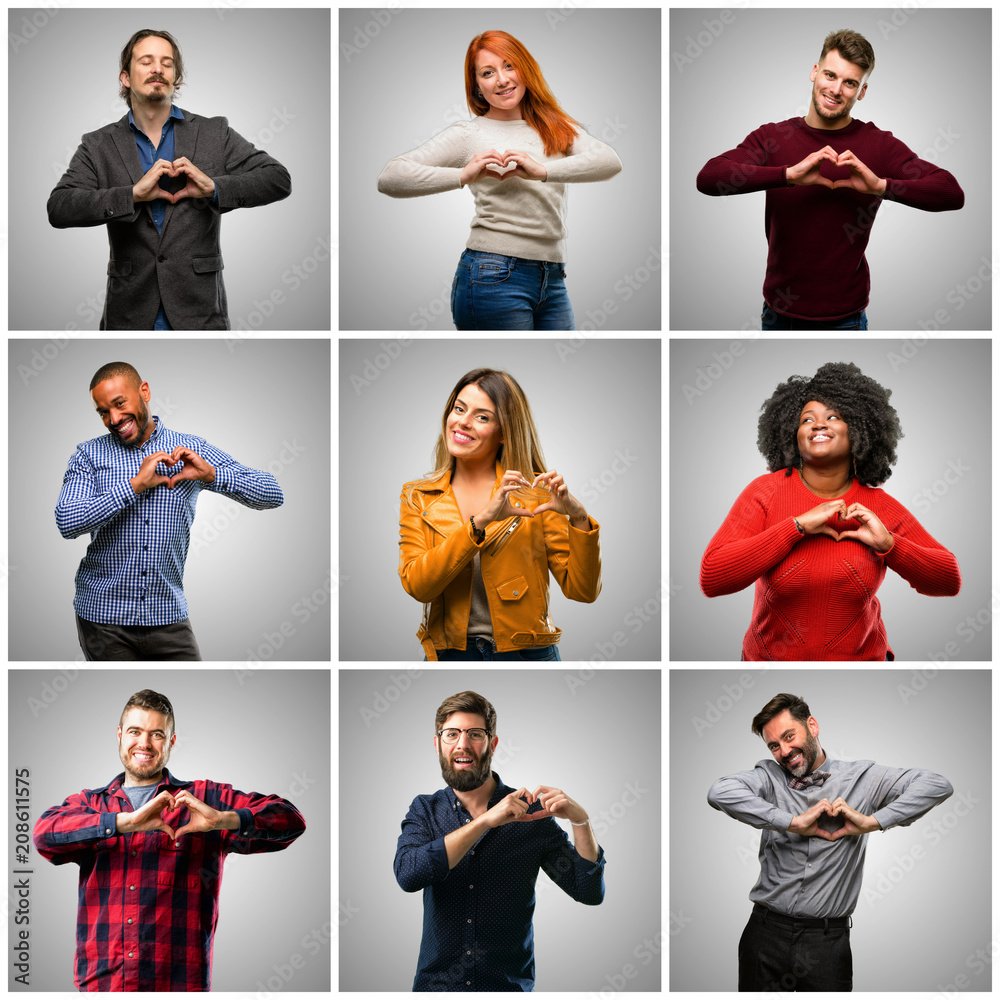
[{"x1": 34, "y1": 769, "x2": 306, "y2": 991}]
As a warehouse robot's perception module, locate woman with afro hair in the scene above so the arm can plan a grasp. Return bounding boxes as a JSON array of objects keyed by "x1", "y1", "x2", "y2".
[{"x1": 700, "y1": 362, "x2": 960, "y2": 660}]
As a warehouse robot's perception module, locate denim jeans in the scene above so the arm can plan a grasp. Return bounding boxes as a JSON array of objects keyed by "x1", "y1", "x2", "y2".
[
  {"x1": 738, "y1": 904, "x2": 852, "y2": 991},
  {"x1": 75, "y1": 614, "x2": 203, "y2": 661},
  {"x1": 428, "y1": 637, "x2": 562, "y2": 661},
  {"x1": 762, "y1": 302, "x2": 868, "y2": 330},
  {"x1": 451, "y1": 250, "x2": 575, "y2": 330}
]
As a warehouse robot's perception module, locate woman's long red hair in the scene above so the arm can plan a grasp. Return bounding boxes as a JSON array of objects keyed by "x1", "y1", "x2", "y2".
[{"x1": 465, "y1": 30, "x2": 579, "y2": 156}]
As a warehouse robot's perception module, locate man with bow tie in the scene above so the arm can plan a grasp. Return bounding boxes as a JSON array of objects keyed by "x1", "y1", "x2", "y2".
[{"x1": 708, "y1": 692, "x2": 953, "y2": 991}]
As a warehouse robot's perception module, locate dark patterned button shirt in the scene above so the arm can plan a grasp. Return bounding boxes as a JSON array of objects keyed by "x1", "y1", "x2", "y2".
[{"x1": 395, "y1": 771, "x2": 606, "y2": 991}]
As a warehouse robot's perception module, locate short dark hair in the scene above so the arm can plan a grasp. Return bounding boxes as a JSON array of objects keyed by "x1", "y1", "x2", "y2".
[
  {"x1": 90, "y1": 362, "x2": 142, "y2": 392},
  {"x1": 120, "y1": 689, "x2": 175, "y2": 737},
  {"x1": 751, "y1": 693, "x2": 811, "y2": 738},
  {"x1": 435, "y1": 691, "x2": 496, "y2": 736},
  {"x1": 119, "y1": 29, "x2": 185, "y2": 108},
  {"x1": 820, "y1": 29, "x2": 875, "y2": 77},
  {"x1": 756, "y1": 361, "x2": 902, "y2": 486}
]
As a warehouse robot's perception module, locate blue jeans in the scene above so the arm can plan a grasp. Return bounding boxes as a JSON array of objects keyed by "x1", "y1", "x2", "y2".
[
  {"x1": 428, "y1": 637, "x2": 562, "y2": 661},
  {"x1": 762, "y1": 302, "x2": 868, "y2": 330},
  {"x1": 451, "y1": 250, "x2": 575, "y2": 330}
]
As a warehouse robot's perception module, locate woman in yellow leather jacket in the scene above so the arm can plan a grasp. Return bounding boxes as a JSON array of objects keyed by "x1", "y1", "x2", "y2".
[{"x1": 399, "y1": 368, "x2": 601, "y2": 660}]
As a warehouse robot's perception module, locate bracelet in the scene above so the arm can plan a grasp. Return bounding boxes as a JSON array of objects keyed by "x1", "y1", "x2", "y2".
[
  {"x1": 570, "y1": 818, "x2": 591, "y2": 827},
  {"x1": 793, "y1": 517, "x2": 805, "y2": 535},
  {"x1": 469, "y1": 515, "x2": 485, "y2": 544}
]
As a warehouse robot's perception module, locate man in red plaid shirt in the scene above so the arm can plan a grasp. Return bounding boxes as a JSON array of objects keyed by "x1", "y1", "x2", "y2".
[{"x1": 34, "y1": 689, "x2": 306, "y2": 991}]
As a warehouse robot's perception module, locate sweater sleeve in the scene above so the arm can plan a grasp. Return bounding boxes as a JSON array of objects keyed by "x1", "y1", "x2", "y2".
[
  {"x1": 377, "y1": 122, "x2": 468, "y2": 197},
  {"x1": 876, "y1": 493, "x2": 962, "y2": 596},
  {"x1": 696, "y1": 124, "x2": 791, "y2": 196},
  {"x1": 878, "y1": 132, "x2": 964, "y2": 211},
  {"x1": 700, "y1": 477, "x2": 804, "y2": 597},
  {"x1": 543, "y1": 128, "x2": 622, "y2": 184}
]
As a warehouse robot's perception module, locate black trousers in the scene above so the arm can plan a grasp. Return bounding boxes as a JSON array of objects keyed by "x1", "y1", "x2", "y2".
[
  {"x1": 75, "y1": 614, "x2": 203, "y2": 661},
  {"x1": 738, "y1": 904, "x2": 852, "y2": 992}
]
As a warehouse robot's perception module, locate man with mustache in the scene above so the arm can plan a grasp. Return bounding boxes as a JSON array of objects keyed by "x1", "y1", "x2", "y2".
[
  {"x1": 394, "y1": 690, "x2": 606, "y2": 991},
  {"x1": 47, "y1": 28, "x2": 290, "y2": 330},
  {"x1": 56, "y1": 361, "x2": 284, "y2": 660},
  {"x1": 696, "y1": 28, "x2": 964, "y2": 329},
  {"x1": 708, "y1": 692, "x2": 953, "y2": 990},
  {"x1": 33, "y1": 689, "x2": 306, "y2": 991}
]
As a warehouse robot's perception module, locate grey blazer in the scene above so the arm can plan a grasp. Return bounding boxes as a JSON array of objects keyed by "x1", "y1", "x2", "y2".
[{"x1": 47, "y1": 109, "x2": 291, "y2": 330}]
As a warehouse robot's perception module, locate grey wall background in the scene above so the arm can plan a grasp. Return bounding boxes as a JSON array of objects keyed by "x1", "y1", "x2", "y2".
[
  {"x1": 670, "y1": 338, "x2": 990, "y2": 661},
  {"x1": 9, "y1": 7, "x2": 330, "y2": 330},
  {"x1": 8, "y1": 668, "x2": 330, "y2": 991},
  {"x1": 9, "y1": 338, "x2": 330, "y2": 661},
  {"x1": 341, "y1": 7, "x2": 660, "y2": 331},
  {"x1": 340, "y1": 668, "x2": 661, "y2": 991},
  {"x1": 670, "y1": 8, "x2": 990, "y2": 330},
  {"x1": 670, "y1": 669, "x2": 990, "y2": 991},
  {"x1": 339, "y1": 338, "x2": 661, "y2": 661}
]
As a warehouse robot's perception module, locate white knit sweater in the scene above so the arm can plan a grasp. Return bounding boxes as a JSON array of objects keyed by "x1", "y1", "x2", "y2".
[{"x1": 377, "y1": 117, "x2": 622, "y2": 262}]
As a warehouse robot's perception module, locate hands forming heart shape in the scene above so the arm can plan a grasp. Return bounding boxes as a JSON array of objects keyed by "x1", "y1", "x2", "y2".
[
  {"x1": 155, "y1": 455, "x2": 185, "y2": 480},
  {"x1": 462, "y1": 148, "x2": 548, "y2": 186},
  {"x1": 119, "y1": 788, "x2": 234, "y2": 843},
  {"x1": 134, "y1": 155, "x2": 216, "y2": 205},
  {"x1": 135, "y1": 445, "x2": 216, "y2": 493},
  {"x1": 788, "y1": 145, "x2": 887, "y2": 196},
  {"x1": 789, "y1": 796, "x2": 879, "y2": 841}
]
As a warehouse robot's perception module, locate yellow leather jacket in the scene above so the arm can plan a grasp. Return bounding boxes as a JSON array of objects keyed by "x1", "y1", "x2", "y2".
[{"x1": 399, "y1": 462, "x2": 601, "y2": 660}]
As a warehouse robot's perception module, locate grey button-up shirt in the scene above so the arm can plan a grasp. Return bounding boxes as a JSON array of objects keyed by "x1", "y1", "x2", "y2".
[{"x1": 708, "y1": 757, "x2": 953, "y2": 917}]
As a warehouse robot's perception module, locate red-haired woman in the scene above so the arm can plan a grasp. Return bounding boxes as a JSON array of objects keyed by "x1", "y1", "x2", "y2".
[{"x1": 378, "y1": 30, "x2": 622, "y2": 331}]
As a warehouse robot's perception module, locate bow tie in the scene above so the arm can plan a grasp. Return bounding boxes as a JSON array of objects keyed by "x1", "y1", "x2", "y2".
[{"x1": 788, "y1": 769, "x2": 832, "y2": 790}]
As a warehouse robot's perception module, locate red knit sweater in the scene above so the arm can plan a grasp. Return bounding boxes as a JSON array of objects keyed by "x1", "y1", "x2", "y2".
[
  {"x1": 700, "y1": 471, "x2": 961, "y2": 661},
  {"x1": 696, "y1": 117, "x2": 965, "y2": 321}
]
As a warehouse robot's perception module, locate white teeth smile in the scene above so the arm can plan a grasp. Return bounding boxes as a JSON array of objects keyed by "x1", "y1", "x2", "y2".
[
  {"x1": 812, "y1": 434, "x2": 831, "y2": 442},
  {"x1": 497, "y1": 87, "x2": 515, "y2": 96},
  {"x1": 453, "y1": 432, "x2": 473, "y2": 442}
]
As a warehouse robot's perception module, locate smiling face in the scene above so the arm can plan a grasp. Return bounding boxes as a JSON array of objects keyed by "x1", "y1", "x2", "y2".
[
  {"x1": 475, "y1": 48, "x2": 523, "y2": 119},
  {"x1": 121, "y1": 34, "x2": 176, "y2": 108},
  {"x1": 435, "y1": 711, "x2": 498, "y2": 792},
  {"x1": 762, "y1": 709, "x2": 824, "y2": 778},
  {"x1": 93, "y1": 375, "x2": 155, "y2": 447},
  {"x1": 118, "y1": 707, "x2": 175, "y2": 786},
  {"x1": 446, "y1": 382, "x2": 503, "y2": 465},
  {"x1": 797, "y1": 400, "x2": 851, "y2": 469},
  {"x1": 808, "y1": 49, "x2": 867, "y2": 127}
]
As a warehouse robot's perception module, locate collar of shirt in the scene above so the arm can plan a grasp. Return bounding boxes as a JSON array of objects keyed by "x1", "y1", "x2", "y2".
[
  {"x1": 106, "y1": 767, "x2": 193, "y2": 802},
  {"x1": 127, "y1": 103, "x2": 185, "y2": 140}
]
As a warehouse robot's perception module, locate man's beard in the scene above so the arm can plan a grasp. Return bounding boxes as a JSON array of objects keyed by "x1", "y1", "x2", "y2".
[
  {"x1": 120, "y1": 742, "x2": 169, "y2": 783},
  {"x1": 137, "y1": 82, "x2": 172, "y2": 106},
  {"x1": 811, "y1": 89, "x2": 850, "y2": 123},
  {"x1": 439, "y1": 743, "x2": 492, "y2": 791},
  {"x1": 780, "y1": 730, "x2": 821, "y2": 778}
]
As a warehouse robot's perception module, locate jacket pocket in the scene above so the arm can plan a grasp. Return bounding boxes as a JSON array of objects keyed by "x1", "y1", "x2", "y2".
[
  {"x1": 496, "y1": 575, "x2": 529, "y2": 601},
  {"x1": 192, "y1": 255, "x2": 224, "y2": 273},
  {"x1": 107, "y1": 259, "x2": 132, "y2": 277}
]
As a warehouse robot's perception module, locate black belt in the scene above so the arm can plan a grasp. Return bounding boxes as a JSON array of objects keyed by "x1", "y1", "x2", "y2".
[{"x1": 752, "y1": 902, "x2": 852, "y2": 929}]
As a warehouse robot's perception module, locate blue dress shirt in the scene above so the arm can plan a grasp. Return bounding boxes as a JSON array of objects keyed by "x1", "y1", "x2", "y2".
[
  {"x1": 394, "y1": 771, "x2": 606, "y2": 991},
  {"x1": 55, "y1": 416, "x2": 284, "y2": 626},
  {"x1": 128, "y1": 105, "x2": 217, "y2": 330}
]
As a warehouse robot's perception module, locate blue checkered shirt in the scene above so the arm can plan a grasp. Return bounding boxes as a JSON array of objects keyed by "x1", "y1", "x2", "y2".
[{"x1": 56, "y1": 416, "x2": 283, "y2": 625}]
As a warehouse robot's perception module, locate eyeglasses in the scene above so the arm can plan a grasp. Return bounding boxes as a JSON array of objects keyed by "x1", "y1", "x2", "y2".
[{"x1": 438, "y1": 728, "x2": 489, "y2": 745}]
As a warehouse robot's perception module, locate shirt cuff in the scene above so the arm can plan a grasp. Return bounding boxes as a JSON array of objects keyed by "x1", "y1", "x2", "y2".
[
  {"x1": 235, "y1": 807, "x2": 254, "y2": 836},
  {"x1": 211, "y1": 184, "x2": 218, "y2": 204},
  {"x1": 100, "y1": 812, "x2": 118, "y2": 838}
]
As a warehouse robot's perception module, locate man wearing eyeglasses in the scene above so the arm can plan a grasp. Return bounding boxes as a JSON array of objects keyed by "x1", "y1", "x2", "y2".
[{"x1": 394, "y1": 690, "x2": 606, "y2": 991}]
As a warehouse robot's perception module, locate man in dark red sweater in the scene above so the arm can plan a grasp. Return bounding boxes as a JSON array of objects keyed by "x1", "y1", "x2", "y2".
[{"x1": 696, "y1": 29, "x2": 964, "y2": 329}]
